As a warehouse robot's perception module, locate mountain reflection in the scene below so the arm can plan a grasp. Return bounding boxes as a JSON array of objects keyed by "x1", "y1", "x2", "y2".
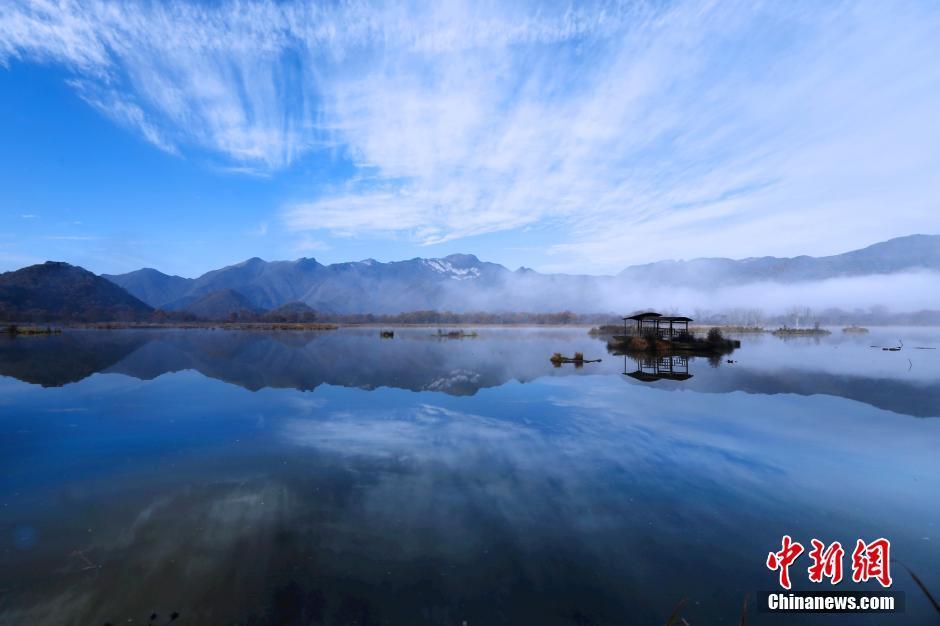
[
  {"x1": 0, "y1": 329, "x2": 590, "y2": 395},
  {"x1": 0, "y1": 328, "x2": 938, "y2": 417}
]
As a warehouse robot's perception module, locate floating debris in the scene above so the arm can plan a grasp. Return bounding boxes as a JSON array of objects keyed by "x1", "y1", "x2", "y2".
[
  {"x1": 380, "y1": 330, "x2": 394, "y2": 338},
  {"x1": 550, "y1": 351, "x2": 601, "y2": 365},
  {"x1": 435, "y1": 329, "x2": 478, "y2": 338},
  {"x1": 69, "y1": 549, "x2": 99, "y2": 571},
  {"x1": 772, "y1": 326, "x2": 831, "y2": 336}
]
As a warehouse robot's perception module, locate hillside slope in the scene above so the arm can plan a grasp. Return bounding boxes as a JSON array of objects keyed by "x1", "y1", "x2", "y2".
[{"x1": 0, "y1": 262, "x2": 153, "y2": 321}]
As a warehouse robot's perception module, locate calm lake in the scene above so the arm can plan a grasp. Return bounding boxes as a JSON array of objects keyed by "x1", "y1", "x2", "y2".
[{"x1": 0, "y1": 327, "x2": 938, "y2": 625}]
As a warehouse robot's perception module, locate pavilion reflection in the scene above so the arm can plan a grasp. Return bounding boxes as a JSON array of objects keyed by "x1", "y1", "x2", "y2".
[{"x1": 623, "y1": 354, "x2": 693, "y2": 382}]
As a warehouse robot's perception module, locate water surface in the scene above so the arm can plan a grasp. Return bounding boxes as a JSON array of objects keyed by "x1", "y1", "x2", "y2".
[{"x1": 1, "y1": 327, "x2": 938, "y2": 625}]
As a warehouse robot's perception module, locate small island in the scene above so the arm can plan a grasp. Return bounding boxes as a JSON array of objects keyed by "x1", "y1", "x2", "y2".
[
  {"x1": 605, "y1": 312, "x2": 740, "y2": 357},
  {"x1": 435, "y1": 329, "x2": 478, "y2": 338},
  {"x1": 772, "y1": 325, "x2": 831, "y2": 336}
]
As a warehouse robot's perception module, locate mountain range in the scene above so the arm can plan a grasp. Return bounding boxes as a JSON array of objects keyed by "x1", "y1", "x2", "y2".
[
  {"x1": 103, "y1": 253, "x2": 511, "y2": 312},
  {"x1": 1, "y1": 234, "x2": 937, "y2": 321},
  {"x1": 104, "y1": 234, "x2": 939, "y2": 315},
  {"x1": 617, "y1": 233, "x2": 940, "y2": 283}
]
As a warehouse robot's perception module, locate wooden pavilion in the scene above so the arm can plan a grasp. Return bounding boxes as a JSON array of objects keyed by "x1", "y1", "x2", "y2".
[{"x1": 622, "y1": 312, "x2": 693, "y2": 339}]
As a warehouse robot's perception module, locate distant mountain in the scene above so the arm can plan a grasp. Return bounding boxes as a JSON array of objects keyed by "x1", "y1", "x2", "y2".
[
  {"x1": 0, "y1": 262, "x2": 153, "y2": 322},
  {"x1": 102, "y1": 268, "x2": 193, "y2": 309},
  {"x1": 181, "y1": 289, "x2": 261, "y2": 320},
  {"x1": 618, "y1": 234, "x2": 940, "y2": 285},
  {"x1": 110, "y1": 253, "x2": 511, "y2": 313},
  {"x1": 174, "y1": 257, "x2": 325, "y2": 310},
  {"x1": 89, "y1": 233, "x2": 940, "y2": 314}
]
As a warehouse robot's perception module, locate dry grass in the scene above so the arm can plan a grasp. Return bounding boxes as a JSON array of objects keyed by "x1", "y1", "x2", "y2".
[
  {"x1": 218, "y1": 322, "x2": 339, "y2": 331},
  {"x1": 4, "y1": 324, "x2": 61, "y2": 335},
  {"x1": 435, "y1": 329, "x2": 478, "y2": 338},
  {"x1": 70, "y1": 322, "x2": 338, "y2": 331},
  {"x1": 772, "y1": 326, "x2": 831, "y2": 336},
  {"x1": 549, "y1": 351, "x2": 600, "y2": 365},
  {"x1": 689, "y1": 325, "x2": 765, "y2": 333}
]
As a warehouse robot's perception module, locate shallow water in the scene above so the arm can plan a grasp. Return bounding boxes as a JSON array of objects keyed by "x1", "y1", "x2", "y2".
[{"x1": 0, "y1": 327, "x2": 938, "y2": 625}]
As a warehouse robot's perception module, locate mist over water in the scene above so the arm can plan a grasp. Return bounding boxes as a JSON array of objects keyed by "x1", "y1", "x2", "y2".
[{"x1": 443, "y1": 270, "x2": 940, "y2": 317}]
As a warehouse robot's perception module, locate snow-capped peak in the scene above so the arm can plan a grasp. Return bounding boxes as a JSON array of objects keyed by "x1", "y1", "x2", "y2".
[{"x1": 423, "y1": 258, "x2": 481, "y2": 280}]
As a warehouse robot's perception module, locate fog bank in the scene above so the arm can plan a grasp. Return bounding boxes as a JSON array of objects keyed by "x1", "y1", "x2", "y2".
[{"x1": 447, "y1": 270, "x2": 940, "y2": 317}]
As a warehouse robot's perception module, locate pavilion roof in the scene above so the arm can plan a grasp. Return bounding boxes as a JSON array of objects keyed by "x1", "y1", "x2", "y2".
[
  {"x1": 624, "y1": 312, "x2": 661, "y2": 320},
  {"x1": 623, "y1": 312, "x2": 693, "y2": 322}
]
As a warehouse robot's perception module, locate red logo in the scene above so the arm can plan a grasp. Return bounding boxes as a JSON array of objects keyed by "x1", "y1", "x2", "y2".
[{"x1": 767, "y1": 536, "x2": 891, "y2": 588}]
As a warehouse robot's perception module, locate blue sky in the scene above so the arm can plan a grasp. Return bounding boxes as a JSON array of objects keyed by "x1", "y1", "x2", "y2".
[{"x1": 1, "y1": 0, "x2": 939, "y2": 278}]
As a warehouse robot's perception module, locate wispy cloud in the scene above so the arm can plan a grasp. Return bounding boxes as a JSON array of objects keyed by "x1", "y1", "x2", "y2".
[
  {"x1": 287, "y1": 1, "x2": 940, "y2": 268},
  {"x1": 2, "y1": 1, "x2": 939, "y2": 269},
  {"x1": 293, "y1": 235, "x2": 330, "y2": 254},
  {"x1": 67, "y1": 78, "x2": 179, "y2": 155}
]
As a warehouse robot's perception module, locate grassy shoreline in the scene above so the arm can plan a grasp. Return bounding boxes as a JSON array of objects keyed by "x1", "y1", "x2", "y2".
[
  {"x1": 2, "y1": 321, "x2": 933, "y2": 332},
  {"x1": 4, "y1": 324, "x2": 62, "y2": 336},
  {"x1": 8, "y1": 321, "x2": 599, "y2": 330}
]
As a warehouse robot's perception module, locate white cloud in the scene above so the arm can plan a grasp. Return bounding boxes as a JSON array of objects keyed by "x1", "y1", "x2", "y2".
[
  {"x1": 2, "y1": 1, "x2": 940, "y2": 269},
  {"x1": 282, "y1": 1, "x2": 940, "y2": 267},
  {"x1": 293, "y1": 234, "x2": 330, "y2": 253}
]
